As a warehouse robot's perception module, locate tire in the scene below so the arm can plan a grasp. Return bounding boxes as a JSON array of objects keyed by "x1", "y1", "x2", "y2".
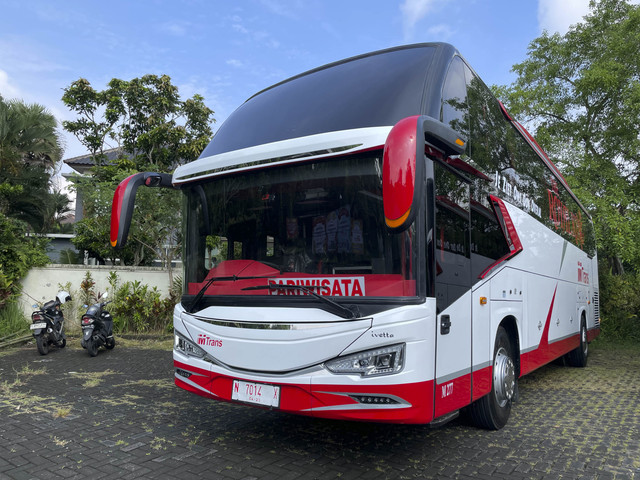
[
  {"x1": 566, "y1": 319, "x2": 588, "y2": 368},
  {"x1": 87, "y1": 339, "x2": 98, "y2": 357},
  {"x1": 58, "y1": 338, "x2": 66, "y2": 349},
  {"x1": 36, "y1": 335, "x2": 49, "y2": 355},
  {"x1": 105, "y1": 337, "x2": 116, "y2": 350},
  {"x1": 470, "y1": 326, "x2": 516, "y2": 430}
]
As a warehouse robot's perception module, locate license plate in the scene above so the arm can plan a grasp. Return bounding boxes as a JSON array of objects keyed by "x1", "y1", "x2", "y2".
[
  {"x1": 30, "y1": 323, "x2": 47, "y2": 330},
  {"x1": 232, "y1": 380, "x2": 280, "y2": 408}
]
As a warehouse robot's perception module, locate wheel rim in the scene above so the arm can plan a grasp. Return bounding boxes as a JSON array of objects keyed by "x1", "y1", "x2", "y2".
[
  {"x1": 493, "y1": 347, "x2": 515, "y2": 408},
  {"x1": 582, "y1": 325, "x2": 588, "y2": 356}
]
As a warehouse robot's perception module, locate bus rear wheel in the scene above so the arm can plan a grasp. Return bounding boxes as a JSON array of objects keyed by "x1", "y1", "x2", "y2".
[
  {"x1": 470, "y1": 326, "x2": 516, "y2": 430},
  {"x1": 566, "y1": 319, "x2": 588, "y2": 367}
]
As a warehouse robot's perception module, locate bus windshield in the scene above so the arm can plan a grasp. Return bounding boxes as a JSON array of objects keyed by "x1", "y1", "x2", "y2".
[{"x1": 182, "y1": 153, "x2": 419, "y2": 304}]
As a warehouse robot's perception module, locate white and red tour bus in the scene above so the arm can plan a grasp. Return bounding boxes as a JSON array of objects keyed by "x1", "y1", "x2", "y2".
[{"x1": 111, "y1": 43, "x2": 599, "y2": 429}]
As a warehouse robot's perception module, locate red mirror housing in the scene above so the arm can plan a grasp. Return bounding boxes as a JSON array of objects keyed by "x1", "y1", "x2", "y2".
[
  {"x1": 383, "y1": 116, "x2": 424, "y2": 231},
  {"x1": 110, "y1": 172, "x2": 173, "y2": 249},
  {"x1": 383, "y1": 115, "x2": 467, "y2": 232}
]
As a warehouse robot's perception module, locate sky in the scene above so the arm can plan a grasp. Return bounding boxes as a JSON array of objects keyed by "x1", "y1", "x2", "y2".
[{"x1": 0, "y1": 0, "x2": 594, "y2": 188}]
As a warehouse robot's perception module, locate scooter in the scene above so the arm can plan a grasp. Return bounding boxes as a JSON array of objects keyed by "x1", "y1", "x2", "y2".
[
  {"x1": 30, "y1": 291, "x2": 72, "y2": 355},
  {"x1": 80, "y1": 292, "x2": 115, "y2": 357}
]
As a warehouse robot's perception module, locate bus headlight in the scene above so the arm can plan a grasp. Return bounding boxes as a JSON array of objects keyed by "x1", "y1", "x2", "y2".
[
  {"x1": 174, "y1": 333, "x2": 206, "y2": 359},
  {"x1": 325, "y1": 344, "x2": 405, "y2": 377}
]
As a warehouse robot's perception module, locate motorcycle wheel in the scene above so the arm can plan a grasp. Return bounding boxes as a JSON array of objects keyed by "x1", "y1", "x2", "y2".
[
  {"x1": 36, "y1": 335, "x2": 49, "y2": 355},
  {"x1": 87, "y1": 339, "x2": 98, "y2": 357},
  {"x1": 58, "y1": 338, "x2": 66, "y2": 348},
  {"x1": 105, "y1": 337, "x2": 116, "y2": 350}
]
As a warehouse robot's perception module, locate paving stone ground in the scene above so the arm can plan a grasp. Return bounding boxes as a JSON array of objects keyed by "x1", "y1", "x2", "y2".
[{"x1": 0, "y1": 338, "x2": 638, "y2": 480}]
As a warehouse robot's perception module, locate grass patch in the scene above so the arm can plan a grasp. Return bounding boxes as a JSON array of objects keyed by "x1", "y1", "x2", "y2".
[
  {"x1": 55, "y1": 406, "x2": 72, "y2": 418},
  {"x1": 0, "y1": 302, "x2": 29, "y2": 338},
  {"x1": 52, "y1": 436, "x2": 70, "y2": 447},
  {"x1": 591, "y1": 334, "x2": 640, "y2": 353},
  {"x1": 15, "y1": 364, "x2": 47, "y2": 378},
  {"x1": 0, "y1": 379, "x2": 52, "y2": 415},
  {"x1": 151, "y1": 436, "x2": 176, "y2": 450},
  {"x1": 116, "y1": 336, "x2": 173, "y2": 351},
  {"x1": 117, "y1": 378, "x2": 173, "y2": 389},
  {"x1": 100, "y1": 394, "x2": 142, "y2": 408},
  {"x1": 69, "y1": 370, "x2": 118, "y2": 388}
]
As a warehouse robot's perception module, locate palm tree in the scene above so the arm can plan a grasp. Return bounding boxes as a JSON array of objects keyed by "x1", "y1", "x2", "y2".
[
  {"x1": 0, "y1": 95, "x2": 63, "y2": 172},
  {"x1": 0, "y1": 95, "x2": 66, "y2": 231}
]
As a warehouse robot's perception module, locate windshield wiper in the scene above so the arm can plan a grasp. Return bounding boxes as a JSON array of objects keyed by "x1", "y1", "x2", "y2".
[
  {"x1": 187, "y1": 275, "x2": 273, "y2": 313},
  {"x1": 242, "y1": 284, "x2": 360, "y2": 319}
]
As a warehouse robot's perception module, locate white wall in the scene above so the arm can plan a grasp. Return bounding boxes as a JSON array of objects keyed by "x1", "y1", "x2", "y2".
[{"x1": 19, "y1": 265, "x2": 172, "y2": 327}]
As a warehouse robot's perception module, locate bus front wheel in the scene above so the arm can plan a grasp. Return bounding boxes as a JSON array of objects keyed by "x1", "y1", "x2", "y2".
[{"x1": 470, "y1": 326, "x2": 516, "y2": 430}]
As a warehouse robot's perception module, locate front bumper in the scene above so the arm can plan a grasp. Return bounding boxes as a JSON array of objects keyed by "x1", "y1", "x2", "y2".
[{"x1": 173, "y1": 356, "x2": 435, "y2": 424}]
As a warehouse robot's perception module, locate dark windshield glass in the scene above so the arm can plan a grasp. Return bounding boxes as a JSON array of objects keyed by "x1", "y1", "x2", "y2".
[
  {"x1": 182, "y1": 153, "x2": 419, "y2": 300},
  {"x1": 201, "y1": 46, "x2": 435, "y2": 156}
]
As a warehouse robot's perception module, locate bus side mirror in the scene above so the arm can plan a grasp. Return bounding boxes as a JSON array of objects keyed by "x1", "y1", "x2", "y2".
[
  {"x1": 110, "y1": 172, "x2": 174, "y2": 249},
  {"x1": 382, "y1": 115, "x2": 466, "y2": 232}
]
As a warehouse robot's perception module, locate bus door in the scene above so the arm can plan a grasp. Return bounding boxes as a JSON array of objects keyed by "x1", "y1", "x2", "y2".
[{"x1": 433, "y1": 162, "x2": 472, "y2": 419}]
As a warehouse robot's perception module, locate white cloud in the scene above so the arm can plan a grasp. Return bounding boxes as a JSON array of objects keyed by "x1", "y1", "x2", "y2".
[
  {"x1": 426, "y1": 24, "x2": 455, "y2": 41},
  {"x1": 0, "y1": 69, "x2": 22, "y2": 99},
  {"x1": 226, "y1": 59, "x2": 244, "y2": 68},
  {"x1": 232, "y1": 22, "x2": 249, "y2": 35},
  {"x1": 159, "y1": 21, "x2": 191, "y2": 37},
  {"x1": 400, "y1": 0, "x2": 446, "y2": 41},
  {"x1": 538, "y1": 0, "x2": 590, "y2": 34},
  {"x1": 258, "y1": 0, "x2": 300, "y2": 20}
]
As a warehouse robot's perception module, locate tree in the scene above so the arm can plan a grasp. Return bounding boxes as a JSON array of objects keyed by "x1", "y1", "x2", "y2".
[
  {"x1": 62, "y1": 74, "x2": 214, "y2": 169},
  {"x1": 0, "y1": 95, "x2": 63, "y2": 171},
  {"x1": 0, "y1": 96, "x2": 68, "y2": 234},
  {"x1": 62, "y1": 75, "x2": 215, "y2": 288},
  {"x1": 0, "y1": 214, "x2": 50, "y2": 307},
  {"x1": 495, "y1": 0, "x2": 640, "y2": 274}
]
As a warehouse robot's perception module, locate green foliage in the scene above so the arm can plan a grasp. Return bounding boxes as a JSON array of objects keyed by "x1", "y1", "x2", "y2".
[
  {"x1": 62, "y1": 74, "x2": 214, "y2": 271},
  {"x1": 58, "y1": 248, "x2": 81, "y2": 265},
  {"x1": 0, "y1": 96, "x2": 70, "y2": 234},
  {"x1": 0, "y1": 302, "x2": 29, "y2": 338},
  {"x1": 0, "y1": 214, "x2": 50, "y2": 307},
  {"x1": 0, "y1": 95, "x2": 63, "y2": 170},
  {"x1": 62, "y1": 74, "x2": 215, "y2": 170},
  {"x1": 497, "y1": 0, "x2": 640, "y2": 274},
  {"x1": 79, "y1": 271, "x2": 97, "y2": 306},
  {"x1": 598, "y1": 266, "x2": 640, "y2": 343},
  {"x1": 110, "y1": 280, "x2": 176, "y2": 333}
]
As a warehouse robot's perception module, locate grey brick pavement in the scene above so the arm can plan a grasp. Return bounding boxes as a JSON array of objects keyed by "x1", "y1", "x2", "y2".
[{"x1": 0, "y1": 340, "x2": 638, "y2": 479}]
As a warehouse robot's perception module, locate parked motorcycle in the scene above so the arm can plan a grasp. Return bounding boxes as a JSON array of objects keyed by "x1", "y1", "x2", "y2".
[
  {"x1": 30, "y1": 291, "x2": 72, "y2": 355},
  {"x1": 80, "y1": 292, "x2": 115, "y2": 357}
]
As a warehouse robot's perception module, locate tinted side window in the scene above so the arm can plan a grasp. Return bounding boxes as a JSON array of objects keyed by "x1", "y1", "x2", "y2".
[
  {"x1": 470, "y1": 192, "x2": 511, "y2": 279},
  {"x1": 465, "y1": 67, "x2": 510, "y2": 173},
  {"x1": 434, "y1": 163, "x2": 471, "y2": 312},
  {"x1": 441, "y1": 56, "x2": 470, "y2": 140}
]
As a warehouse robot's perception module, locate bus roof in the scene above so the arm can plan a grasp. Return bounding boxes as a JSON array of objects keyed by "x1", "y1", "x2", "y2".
[{"x1": 199, "y1": 43, "x2": 456, "y2": 157}]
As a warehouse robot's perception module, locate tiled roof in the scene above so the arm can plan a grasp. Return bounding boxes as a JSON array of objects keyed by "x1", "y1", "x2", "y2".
[{"x1": 64, "y1": 148, "x2": 130, "y2": 173}]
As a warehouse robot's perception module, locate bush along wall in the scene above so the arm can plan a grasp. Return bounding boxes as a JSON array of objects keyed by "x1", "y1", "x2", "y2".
[{"x1": 59, "y1": 271, "x2": 178, "y2": 335}]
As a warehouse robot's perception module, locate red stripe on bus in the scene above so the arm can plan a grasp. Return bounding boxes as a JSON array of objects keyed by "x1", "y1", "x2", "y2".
[{"x1": 173, "y1": 359, "x2": 435, "y2": 424}]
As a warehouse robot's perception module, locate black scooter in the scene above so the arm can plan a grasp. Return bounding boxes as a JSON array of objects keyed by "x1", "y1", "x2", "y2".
[
  {"x1": 30, "y1": 291, "x2": 72, "y2": 355},
  {"x1": 80, "y1": 292, "x2": 115, "y2": 357}
]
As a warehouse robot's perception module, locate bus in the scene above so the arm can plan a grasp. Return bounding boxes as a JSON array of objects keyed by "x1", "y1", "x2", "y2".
[{"x1": 111, "y1": 43, "x2": 599, "y2": 429}]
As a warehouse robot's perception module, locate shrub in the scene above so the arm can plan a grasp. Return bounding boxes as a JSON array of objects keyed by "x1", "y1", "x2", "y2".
[
  {"x1": 110, "y1": 280, "x2": 175, "y2": 334},
  {"x1": 0, "y1": 302, "x2": 29, "y2": 338},
  {"x1": 598, "y1": 268, "x2": 640, "y2": 343},
  {"x1": 0, "y1": 214, "x2": 49, "y2": 307},
  {"x1": 58, "y1": 249, "x2": 81, "y2": 264}
]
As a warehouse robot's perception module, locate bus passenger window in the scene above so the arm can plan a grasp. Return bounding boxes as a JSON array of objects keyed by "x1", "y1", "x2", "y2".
[{"x1": 470, "y1": 197, "x2": 511, "y2": 280}]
